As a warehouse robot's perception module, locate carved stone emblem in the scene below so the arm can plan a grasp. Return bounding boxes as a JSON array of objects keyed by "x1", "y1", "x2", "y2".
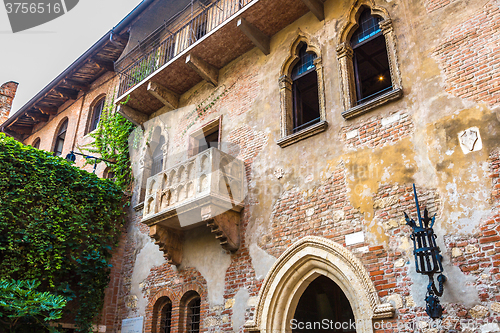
[
  {"x1": 458, "y1": 127, "x2": 482, "y2": 154},
  {"x1": 460, "y1": 129, "x2": 478, "y2": 151}
]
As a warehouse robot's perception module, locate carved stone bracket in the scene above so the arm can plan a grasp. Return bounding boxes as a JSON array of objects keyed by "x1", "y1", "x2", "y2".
[
  {"x1": 202, "y1": 205, "x2": 240, "y2": 252},
  {"x1": 149, "y1": 224, "x2": 184, "y2": 266}
]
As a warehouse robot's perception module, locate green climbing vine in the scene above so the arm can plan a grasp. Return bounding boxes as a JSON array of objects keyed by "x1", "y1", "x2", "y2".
[
  {"x1": 83, "y1": 96, "x2": 135, "y2": 193},
  {"x1": 0, "y1": 133, "x2": 124, "y2": 332}
]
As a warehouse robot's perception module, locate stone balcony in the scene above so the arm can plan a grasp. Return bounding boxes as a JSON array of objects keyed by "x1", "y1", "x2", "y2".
[{"x1": 142, "y1": 147, "x2": 245, "y2": 265}]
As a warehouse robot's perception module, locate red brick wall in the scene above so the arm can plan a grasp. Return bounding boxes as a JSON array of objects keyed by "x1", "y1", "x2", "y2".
[
  {"x1": 424, "y1": 0, "x2": 457, "y2": 13},
  {"x1": 0, "y1": 81, "x2": 18, "y2": 125},
  {"x1": 341, "y1": 112, "x2": 414, "y2": 149},
  {"x1": 434, "y1": 1, "x2": 500, "y2": 107}
]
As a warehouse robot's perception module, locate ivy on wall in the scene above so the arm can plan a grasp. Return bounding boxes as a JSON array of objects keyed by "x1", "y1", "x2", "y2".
[
  {"x1": 84, "y1": 98, "x2": 135, "y2": 193},
  {"x1": 0, "y1": 133, "x2": 124, "y2": 332}
]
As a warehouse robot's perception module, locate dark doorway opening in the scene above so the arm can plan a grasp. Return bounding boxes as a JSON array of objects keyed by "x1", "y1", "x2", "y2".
[{"x1": 292, "y1": 275, "x2": 356, "y2": 332}]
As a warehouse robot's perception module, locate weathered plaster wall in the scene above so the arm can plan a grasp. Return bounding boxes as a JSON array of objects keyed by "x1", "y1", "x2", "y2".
[{"x1": 100, "y1": 0, "x2": 500, "y2": 331}]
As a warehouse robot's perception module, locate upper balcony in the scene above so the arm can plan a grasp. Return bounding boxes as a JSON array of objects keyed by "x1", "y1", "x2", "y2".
[
  {"x1": 114, "y1": 0, "x2": 324, "y2": 117},
  {"x1": 142, "y1": 147, "x2": 245, "y2": 265}
]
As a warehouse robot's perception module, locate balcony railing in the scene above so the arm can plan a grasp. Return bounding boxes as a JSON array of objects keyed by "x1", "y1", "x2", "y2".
[
  {"x1": 116, "y1": 0, "x2": 253, "y2": 97},
  {"x1": 142, "y1": 147, "x2": 245, "y2": 229}
]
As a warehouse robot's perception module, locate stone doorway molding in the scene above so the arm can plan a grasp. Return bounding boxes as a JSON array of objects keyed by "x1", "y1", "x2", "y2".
[{"x1": 244, "y1": 236, "x2": 394, "y2": 333}]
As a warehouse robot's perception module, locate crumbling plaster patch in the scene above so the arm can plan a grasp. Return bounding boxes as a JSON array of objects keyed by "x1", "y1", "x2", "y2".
[
  {"x1": 129, "y1": 225, "x2": 166, "y2": 316},
  {"x1": 232, "y1": 287, "x2": 251, "y2": 331},
  {"x1": 180, "y1": 226, "x2": 232, "y2": 307}
]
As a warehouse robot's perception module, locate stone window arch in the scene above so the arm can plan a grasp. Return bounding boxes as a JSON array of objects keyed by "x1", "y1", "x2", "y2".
[
  {"x1": 337, "y1": 1, "x2": 402, "y2": 119},
  {"x1": 53, "y1": 118, "x2": 69, "y2": 157},
  {"x1": 32, "y1": 137, "x2": 41, "y2": 149},
  {"x1": 137, "y1": 123, "x2": 169, "y2": 203},
  {"x1": 87, "y1": 95, "x2": 106, "y2": 133},
  {"x1": 277, "y1": 33, "x2": 327, "y2": 148},
  {"x1": 245, "y1": 236, "x2": 394, "y2": 333}
]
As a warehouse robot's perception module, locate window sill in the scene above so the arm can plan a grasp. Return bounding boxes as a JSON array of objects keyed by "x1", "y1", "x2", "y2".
[
  {"x1": 342, "y1": 88, "x2": 403, "y2": 120},
  {"x1": 277, "y1": 120, "x2": 328, "y2": 148},
  {"x1": 133, "y1": 201, "x2": 144, "y2": 212}
]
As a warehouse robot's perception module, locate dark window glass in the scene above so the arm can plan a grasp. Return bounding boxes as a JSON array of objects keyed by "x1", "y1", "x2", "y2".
[
  {"x1": 187, "y1": 297, "x2": 201, "y2": 333},
  {"x1": 351, "y1": 10, "x2": 392, "y2": 104},
  {"x1": 32, "y1": 138, "x2": 40, "y2": 149},
  {"x1": 198, "y1": 128, "x2": 219, "y2": 154},
  {"x1": 54, "y1": 119, "x2": 68, "y2": 156},
  {"x1": 293, "y1": 275, "x2": 356, "y2": 332},
  {"x1": 152, "y1": 136, "x2": 165, "y2": 176},
  {"x1": 351, "y1": 10, "x2": 382, "y2": 46},
  {"x1": 162, "y1": 303, "x2": 172, "y2": 333},
  {"x1": 291, "y1": 44, "x2": 320, "y2": 133},
  {"x1": 89, "y1": 98, "x2": 105, "y2": 132}
]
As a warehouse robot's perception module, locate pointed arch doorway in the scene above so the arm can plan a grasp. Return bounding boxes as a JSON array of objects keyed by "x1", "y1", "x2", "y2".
[
  {"x1": 292, "y1": 275, "x2": 356, "y2": 332},
  {"x1": 245, "y1": 236, "x2": 395, "y2": 333}
]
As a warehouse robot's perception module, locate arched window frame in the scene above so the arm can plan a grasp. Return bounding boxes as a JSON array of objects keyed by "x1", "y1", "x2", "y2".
[
  {"x1": 53, "y1": 118, "x2": 69, "y2": 157},
  {"x1": 87, "y1": 95, "x2": 106, "y2": 134},
  {"x1": 180, "y1": 291, "x2": 201, "y2": 333},
  {"x1": 151, "y1": 295, "x2": 174, "y2": 333},
  {"x1": 337, "y1": 2, "x2": 402, "y2": 119},
  {"x1": 277, "y1": 33, "x2": 327, "y2": 148},
  {"x1": 32, "y1": 137, "x2": 41, "y2": 149}
]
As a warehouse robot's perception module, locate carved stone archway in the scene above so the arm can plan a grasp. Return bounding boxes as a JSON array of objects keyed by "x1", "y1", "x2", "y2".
[{"x1": 245, "y1": 236, "x2": 394, "y2": 333}]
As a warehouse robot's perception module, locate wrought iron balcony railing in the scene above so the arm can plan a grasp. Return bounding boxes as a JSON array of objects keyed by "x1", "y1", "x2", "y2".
[{"x1": 116, "y1": 0, "x2": 252, "y2": 97}]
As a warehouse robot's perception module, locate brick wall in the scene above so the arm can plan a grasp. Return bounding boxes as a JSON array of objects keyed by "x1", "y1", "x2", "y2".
[
  {"x1": 341, "y1": 112, "x2": 414, "y2": 149},
  {"x1": 434, "y1": 0, "x2": 500, "y2": 107},
  {"x1": 424, "y1": 0, "x2": 457, "y2": 13},
  {"x1": 0, "y1": 81, "x2": 18, "y2": 125}
]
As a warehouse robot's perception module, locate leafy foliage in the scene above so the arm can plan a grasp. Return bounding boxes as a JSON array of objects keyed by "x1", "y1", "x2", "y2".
[
  {"x1": 84, "y1": 97, "x2": 135, "y2": 192},
  {"x1": 0, "y1": 134, "x2": 124, "y2": 332},
  {"x1": 0, "y1": 279, "x2": 66, "y2": 333}
]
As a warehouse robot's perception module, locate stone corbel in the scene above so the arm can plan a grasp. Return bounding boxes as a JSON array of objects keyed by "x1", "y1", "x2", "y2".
[
  {"x1": 186, "y1": 54, "x2": 219, "y2": 86},
  {"x1": 201, "y1": 204, "x2": 240, "y2": 252},
  {"x1": 149, "y1": 224, "x2": 184, "y2": 266}
]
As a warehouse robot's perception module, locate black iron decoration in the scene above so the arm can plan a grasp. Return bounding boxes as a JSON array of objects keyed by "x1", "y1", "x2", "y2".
[{"x1": 404, "y1": 184, "x2": 447, "y2": 319}]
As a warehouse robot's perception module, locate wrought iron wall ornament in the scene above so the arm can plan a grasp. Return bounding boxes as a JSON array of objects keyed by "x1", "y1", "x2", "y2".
[{"x1": 404, "y1": 184, "x2": 447, "y2": 319}]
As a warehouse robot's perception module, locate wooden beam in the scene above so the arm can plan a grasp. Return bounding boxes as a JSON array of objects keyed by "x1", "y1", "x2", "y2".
[
  {"x1": 35, "y1": 106, "x2": 58, "y2": 115},
  {"x1": 26, "y1": 111, "x2": 49, "y2": 123},
  {"x1": 185, "y1": 54, "x2": 218, "y2": 86},
  {"x1": 300, "y1": 0, "x2": 324, "y2": 21},
  {"x1": 117, "y1": 104, "x2": 148, "y2": 127},
  {"x1": 8, "y1": 125, "x2": 32, "y2": 135},
  {"x1": 54, "y1": 88, "x2": 78, "y2": 100},
  {"x1": 110, "y1": 34, "x2": 128, "y2": 48},
  {"x1": 237, "y1": 18, "x2": 270, "y2": 55},
  {"x1": 90, "y1": 58, "x2": 115, "y2": 72},
  {"x1": 1, "y1": 127, "x2": 24, "y2": 140},
  {"x1": 62, "y1": 79, "x2": 90, "y2": 92},
  {"x1": 147, "y1": 82, "x2": 179, "y2": 110}
]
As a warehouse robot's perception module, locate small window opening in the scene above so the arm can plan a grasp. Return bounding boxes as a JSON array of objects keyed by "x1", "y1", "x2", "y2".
[
  {"x1": 32, "y1": 138, "x2": 41, "y2": 149},
  {"x1": 161, "y1": 302, "x2": 172, "y2": 333},
  {"x1": 187, "y1": 297, "x2": 201, "y2": 333},
  {"x1": 198, "y1": 128, "x2": 219, "y2": 154},
  {"x1": 291, "y1": 44, "x2": 320, "y2": 133},
  {"x1": 351, "y1": 10, "x2": 392, "y2": 104},
  {"x1": 152, "y1": 135, "x2": 165, "y2": 176},
  {"x1": 54, "y1": 119, "x2": 68, "y2": 156},
  {"x1": 89, "y1": 97, "x2": 105, "y2": 133}
]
